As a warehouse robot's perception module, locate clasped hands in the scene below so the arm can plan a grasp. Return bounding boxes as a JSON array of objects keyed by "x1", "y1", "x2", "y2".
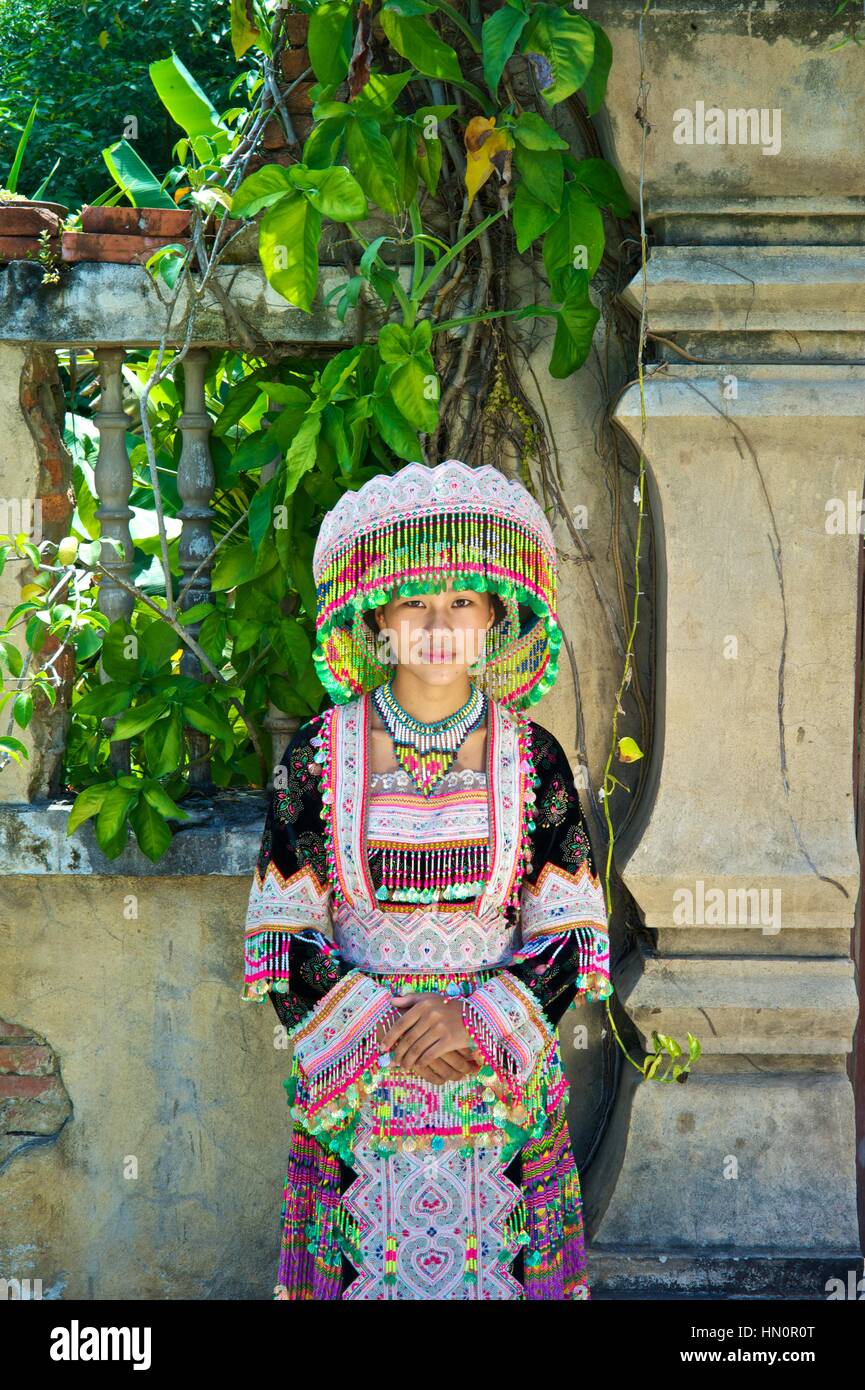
[{"x1": 374, "y1": 992, "x2": 484, "y2": 1085}]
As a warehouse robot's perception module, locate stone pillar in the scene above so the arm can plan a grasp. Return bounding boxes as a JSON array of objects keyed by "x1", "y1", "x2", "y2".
[{"x1": 583, "y1": 0, "x2": 864, "y2": 1296}]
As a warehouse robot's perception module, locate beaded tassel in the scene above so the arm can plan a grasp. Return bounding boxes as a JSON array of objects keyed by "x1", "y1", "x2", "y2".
[
  {"x1": 383, "y1": 1234, "x2": 398, "y2": 1286},
  {"x1": 370, "y1": 839, "x2": 490, "y2": 904},
  {"x1": 463, "y1": 1230, "x2": 478, "y2": 1286}
]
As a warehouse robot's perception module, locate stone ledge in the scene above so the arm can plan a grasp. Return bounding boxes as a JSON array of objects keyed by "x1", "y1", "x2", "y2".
[
  {"x1": 622, "y1": 247, "x2": 865, "y2": 333},
  {"x1": 589, "y1": 1251, "x2": 865, "y2": 1300},
  {"x1": 0, "y1": 260, "x2": 379, "y2": 347},
  {"x1": 0, "y1": 792, "x2": 267, "y2": 875},
  {"x1": 616, "y1": 945, "x2": 859, "y2": 1054}
]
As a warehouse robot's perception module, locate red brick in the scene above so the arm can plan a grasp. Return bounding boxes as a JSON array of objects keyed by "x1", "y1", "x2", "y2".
[
  {"x1": 0, "y1": 205, "x2": 62, "y2": 235},
  {"x1": 0, "y1": 1020, "x2": 34, "y2": 1040},
  {"x1": 62, "y1": 231, "x2": 190, "y2": 265},
  {"x1": 81, "y1": 205, "x2": 191, "y2": 237},
  {"x1": 0, "y1": 1074, "x2": 56, "y2": 1098},
  {"x1": 0, "y1": 1044, "x2": 53, "y2": 1075},
  {"x1": 0, "y1": 235, "x2": 60, "y2": 262}
]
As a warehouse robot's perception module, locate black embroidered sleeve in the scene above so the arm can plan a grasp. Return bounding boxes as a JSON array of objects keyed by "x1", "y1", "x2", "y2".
[
  {"x1": 242, "y1": 716, "x2": 354, "y2": 1033},
  {"x1": 509, "y1": 721, "x2": 613, "y2": 1028}
]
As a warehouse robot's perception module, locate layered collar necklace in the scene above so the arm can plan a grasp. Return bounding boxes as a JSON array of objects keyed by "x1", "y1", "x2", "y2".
[{"x1": 372, "y1": 677, "x2": 488, "y2": 798}]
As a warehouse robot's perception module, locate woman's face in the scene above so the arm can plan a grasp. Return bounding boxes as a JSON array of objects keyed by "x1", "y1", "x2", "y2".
[{"x1": 373, "y1": 586, "x2": 496, "y2": 685}]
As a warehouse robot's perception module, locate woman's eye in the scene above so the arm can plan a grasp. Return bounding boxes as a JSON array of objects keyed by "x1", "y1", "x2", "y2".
[{"x1": 402, "y1": 597, "x2": 473, "y2": 608}]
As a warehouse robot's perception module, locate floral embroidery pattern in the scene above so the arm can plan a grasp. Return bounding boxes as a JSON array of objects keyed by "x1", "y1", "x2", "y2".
[
  {"x1": 300, "y1": 953, "x2": 342, "y2": 992},
  {"x1": 529, "y1": 725, "x2": 558, "y2": 771},
  {"x1": 295, "y1": 830, "x2": 328, "y2": 882},
  {"x1": 273, "y1": 738, "x2": 318, "y2": 825},
  {"x1": 561, "y1": 822, "x2": 592, "y2": 869},
  {"x1": 271, "y1": 992, "x2": 312, "y2": 1030},
  {"x1": 537, "y1": 774, "x2": 570, "y2": 829}
]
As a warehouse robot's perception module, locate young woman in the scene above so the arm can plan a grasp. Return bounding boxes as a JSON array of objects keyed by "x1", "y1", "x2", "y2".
[{"x1": 242, "y1": 459, "x2": 613, "y2": 1299}]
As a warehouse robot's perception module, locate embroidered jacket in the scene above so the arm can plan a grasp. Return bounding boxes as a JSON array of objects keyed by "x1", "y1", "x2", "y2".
[{"x1": 242, "y1": 692, "x2": 612, "y2": 1165}]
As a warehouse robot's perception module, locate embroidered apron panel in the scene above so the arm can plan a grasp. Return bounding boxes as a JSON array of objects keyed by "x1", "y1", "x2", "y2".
[{"x1": 341, "y1": 1112, "x2": 523, "y2": 1301}]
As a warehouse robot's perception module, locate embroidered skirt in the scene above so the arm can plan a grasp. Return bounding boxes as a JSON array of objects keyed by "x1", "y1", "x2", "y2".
[{"x1": 273, "y1": 1095, "x2": 591, "y2": 1300}]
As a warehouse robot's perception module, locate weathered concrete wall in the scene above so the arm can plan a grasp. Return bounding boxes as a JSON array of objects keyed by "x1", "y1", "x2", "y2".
[{"x1": 0, "y1": 863, "x2": 609, "y2": 1297}]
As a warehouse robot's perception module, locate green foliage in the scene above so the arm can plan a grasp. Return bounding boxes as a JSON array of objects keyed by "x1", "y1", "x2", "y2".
[
  {"x1": 0, "y1": 0, "x2": 237, "y2": 209},
  {"x1": 0, "y1": 0, "x2": 635, "y2": 869}
]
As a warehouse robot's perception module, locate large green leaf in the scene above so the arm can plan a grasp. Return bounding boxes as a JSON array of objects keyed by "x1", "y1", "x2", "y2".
[
  {"x1": 570, "y1": 158, "x2": 631, "y2": 217},
  {"x1": 303, "y1": 116, "x2": 348, "y2": 170},
  {"x1": 513, "y1": 183, "x2": 558, "y2": 252},
  {"x1": 211, "y1": 540, "x2": 258, "y2": 591},
  {"x1": 380, "y1": 7, "x2": 463, "y2": 82},
  {"x1": 142, "y1": 780, "x2": 190, "y2": 822},
  {"x1": 129, "y1": 797, "x2": 173, "y2": 862},
  {"x1": 581, "y1": 20, "x2": 613, "y2": 117},
  {"x1": 273, "y1": 618, "x2": 311, "y2": 679},
  {"x1": 519, "y1": 4, "x2": 595, "y2": 105},
  {"x1": 372, "y1": 395, "x2": 422, "y2": 460},
  {"x1": 388, "y1": 357, "x2": 439, "y2": 432},
  {"x1": 95, "y1": 783, "x2": 138, "y2": 853},
  {"x1": 183, "y1": 701, "x2": 235, "y2": 744},
  {"x1": 514, "y1": 145, "x2": 563, "y2": 211},
  {"x1": 390, "y1": 121, "x2": 419, "y2": 207},
  {"x1": 101, "y1": 620, "x2": 142, "y2": 683},
  {"x1": 307, "y1": 0, "x2": 355, "y2": 85},
  {"x1": 549, "y1": 270, "x2": 600, "y2": 378},
  {"x1": 345, "y1": 115, "x2": 401, "y2": 214},
  {"x1": 149, "y1": 55, "x2": 230, "y2": 155},
  {"x1": 482, "y1": 3, "x2": 529, "y2": 96},
  {"x1": 288, "y1": 164, "x2": 368, "y2": 221},
  {"x1": 509, "y1": 111, "x2": 569, "y2": 151},
  {"x1": 74, "y1": 683, "x2": 134, "y2": 719},
  {"x1": 542, "y1": 182, "x2": 605, "y2": 297},
  {"x1": 110, "y1": 697, "x2": 170, "y2": 741},
  {"x1": 352, "y1": 70, "x2": 416, "y2": 113},
  {"x1": 259, "y1": 192, "x2": 322, "y2": 311},
  {"x1": 249, "y1": 476, "x2": 277, "y2": 553},
  {"x1": 102, "y1": 140, "x2": 175, "y2": 209},
  {"x1": 148, "y1": 706, "x2": 184, "y2": 777},
  {"x1": 138, "y1": 619, "x2": 181, "y2": 677},
  {"x1": 231, "y1": 165, "x2": 295, "y2": 219},
  {"x1": 67, "y1": 782, "x2": 112, "y2": 835},
  {"x1": 284, "y1": 414, "x2": 323, "y2": 495}
]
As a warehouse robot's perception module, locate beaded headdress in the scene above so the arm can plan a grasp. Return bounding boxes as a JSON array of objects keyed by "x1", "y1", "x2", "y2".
[{"x1": 311, "y1": 460, "x2": 562, "y2": 709}]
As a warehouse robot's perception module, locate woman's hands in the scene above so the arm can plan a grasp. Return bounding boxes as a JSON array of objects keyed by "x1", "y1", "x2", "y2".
[{"x1": 375, "y1": 993, "x2": 484, "y2": 1085}]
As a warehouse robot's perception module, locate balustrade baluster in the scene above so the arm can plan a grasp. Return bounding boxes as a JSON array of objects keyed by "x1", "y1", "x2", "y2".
[
  {"x1": 93, "y1": 347, "x2": 133, "y2": 776},
  {"x1": 177, "y1": 349, "x2": 216, "y2": 788}
]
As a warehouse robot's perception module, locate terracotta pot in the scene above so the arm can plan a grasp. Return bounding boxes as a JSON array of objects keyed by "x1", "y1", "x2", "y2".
[
  {"x1": 0, "y1": 234, "x2": 61, "y2": 265},
  {"x1": 0, "y1": 204, "x2": 62, "y2": 236},
  {"x1": 81, "y1": 204, "x2": 191, "y2": 236},
  {"x1": 61, "y1": 230, "x2": 190, "y2": 265}
]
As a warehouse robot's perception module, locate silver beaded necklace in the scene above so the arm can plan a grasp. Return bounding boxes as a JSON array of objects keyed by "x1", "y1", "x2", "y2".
[{"x1": 372, "y1": 677, "x2": 487, "y2": 797}]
